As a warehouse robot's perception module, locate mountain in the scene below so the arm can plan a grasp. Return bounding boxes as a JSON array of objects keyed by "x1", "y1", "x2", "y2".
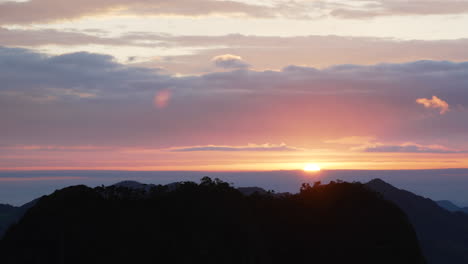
[
  {"x1": 0, "y1": 201, "x2": 36, "y2": 238},
  {"x1": 366, "y1": 179, "x2": 468, "y2": 264},
  {"x1": 436, "y1": 200, "x2": 468, "y2": 214},
  {"x1": 0, "y1": 181, "x2": 255, "y2": 236},
  {"x1": 0, "y1": 204, "x2": 18, "y2": 237},
  {"x1": 112, "y1": 180, "x2": 155, "y2": 191},
  {"x1": 237, "y1": 187, "x2": 269, "y2": 195},
  {"x1": 0, "y1": 178, "x2": 425, "y2": 264},
  {"x1": 436, "y1": 200, "x2": 462, "y2": 212}
]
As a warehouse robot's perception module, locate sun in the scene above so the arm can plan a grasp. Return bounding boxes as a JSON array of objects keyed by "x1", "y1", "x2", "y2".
[{"x1": 303, "y1": 163, "x2": 321, "y2": 172}]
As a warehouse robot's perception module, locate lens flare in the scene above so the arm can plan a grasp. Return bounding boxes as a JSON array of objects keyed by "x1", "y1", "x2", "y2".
[{"x1": 154, "y1": 89, "x2": 171, "y2": 109}]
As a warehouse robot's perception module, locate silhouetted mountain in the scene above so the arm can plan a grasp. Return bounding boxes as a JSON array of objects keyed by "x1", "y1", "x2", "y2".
[
  {"x1": 237, "y1": 187, "x2": 268, "y2": 196},
  {"x1": 0, "y1": 201, "x2": 36, "y2": 238},
  {"x1": 436, "y1": 200, "x2": 468, "y2": 214},
  {"x1": 0, "y1": 182, "x2": 269, "y2": 237},
  {"x1": 0, "y1": 204, "x2": 17, "y2": 237},
  {"x1": 436, "y1": 200, "x2": 461, "y2": 212},
  {"x1": 366, "y1": 179, "x2": 468, "y2": 264},
  {"x1": 112, "y1": 180, "x2": 155, "y2": 191},
  {"x1": 0, "y1": 178, "x2": 424, "y2": 264}
]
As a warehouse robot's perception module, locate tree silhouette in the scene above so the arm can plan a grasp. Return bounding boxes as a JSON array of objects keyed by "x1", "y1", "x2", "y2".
[{"x1": 0, "y1": 178, "x2": 426, "y2": 264}]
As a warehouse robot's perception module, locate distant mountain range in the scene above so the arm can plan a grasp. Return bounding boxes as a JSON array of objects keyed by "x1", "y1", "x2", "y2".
[
  {"x1": 0, "y1": 178, "x2": 467, "y2": 263},
  {"x1": 366, "y1": 179, "x2": 468, "y2": 264},
  {"x1": 0, "y1": 201, "x2": 35, "y2": 238},
  {"x1": 436, "y1": 200, "x2": 468, "y2": 214}
]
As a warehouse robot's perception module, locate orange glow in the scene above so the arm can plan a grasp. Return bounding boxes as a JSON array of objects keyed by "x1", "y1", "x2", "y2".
[{"x1": 3, "y1": 146, "x2": 468, "y2": 171}]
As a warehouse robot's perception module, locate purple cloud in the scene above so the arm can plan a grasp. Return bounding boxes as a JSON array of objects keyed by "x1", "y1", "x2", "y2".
[
  {"x1": 362, "y1": 144, "x2": 466, "y2": 154},
  {"x1": 2, "y1": 46, "x2": 468, "y2": 151},
  {"x1": 169, "y1": 143, "x2": 301, "y2": 152}
]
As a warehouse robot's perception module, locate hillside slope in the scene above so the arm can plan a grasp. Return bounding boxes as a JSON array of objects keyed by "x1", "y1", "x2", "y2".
[{"x1": 367, "y1": 179, "x2": 468, "y2": 264}]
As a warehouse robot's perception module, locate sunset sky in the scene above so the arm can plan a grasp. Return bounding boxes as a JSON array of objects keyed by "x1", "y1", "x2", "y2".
[{"x1": 2, "y1": 0, "x2": 468, "y2": 171}]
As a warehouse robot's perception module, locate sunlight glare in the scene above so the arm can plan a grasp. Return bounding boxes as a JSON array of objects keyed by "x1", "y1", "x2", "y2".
[{"x1": 303, "y1": 163, "x2": 321, "y2": 172}]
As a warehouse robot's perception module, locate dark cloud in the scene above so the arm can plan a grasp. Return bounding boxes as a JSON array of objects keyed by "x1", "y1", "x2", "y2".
[{"x1": 0, "y1": 46, "x2": 171, "y2": 101}]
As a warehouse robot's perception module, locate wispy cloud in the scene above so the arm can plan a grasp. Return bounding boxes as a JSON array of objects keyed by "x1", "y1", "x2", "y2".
[
  {"x1": 329, "y1": 0, "x2": 468, "y2": 19},
  {"x1": 0, "y1": 0, "x2": 309, "y2": 25},
  {"x1": 0, "y1": 176, "x2": 88, "y2": 182},
  {"x1": 2, "y1": 0, "x2": 468, "y2": 26},
  {"x1": 6, "y1": 31, "x2": 468, "y2": 75},
  {"x1": 325, "y1": 136, "x2": 376, "y2": 145},
  {"x1": 169, "y1": 143, "x2": 302, "y2": 152},
  {"x1": 360, "y1": 143, "x2": 466, "y2": 154},
  {"x1": 0, "y1": 145, "x2": 114, "y2": 152}
]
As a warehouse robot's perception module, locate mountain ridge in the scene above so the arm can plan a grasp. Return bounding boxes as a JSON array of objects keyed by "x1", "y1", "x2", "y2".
[
  {"x1": 0, "y1": 178, "x2": 425, "y2": 264},
  {"x1": 366, "y1": 179, "x2": 468, "y2": 264}
]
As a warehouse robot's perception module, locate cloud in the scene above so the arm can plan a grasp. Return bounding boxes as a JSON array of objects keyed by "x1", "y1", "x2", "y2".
[
  {"x1": 0, "y1": 46, "x2": 171, "y2": 102},
  {"x1": 5, "y1": 31, "x2": 468, "y2": 75},
  {"x1": 361, "y1": 143, "x2": 466, "y2": 154},
  {"x1": 212, "y1": 54, "x2": 250, "y2": 69},
  {"x1": 138, "y1": 35, "x2": 468, "y2": 74},
  {"x1": 0, "y1": 0, "x2": 308, "y2": 25},
  {"x1": 329, "y1": 0, "x2": 468, "y2": 19},
  {"x1": 169, "y1": 143, "x2": 301, "y2": 152},
  {"x1": 3, "y1": 46, "x2": 468, "y2": 151},
  {"x1": 0, "y1": 27, "x2": 133, "y2": 46},
  {"x1": 0, "y1": 177, "x2": 88, "y2": 182},
  {"x1": 416, "y1": 96, "x2": 450, "y2": 114},
  {"x1": 0, "y1": 145, "x2": 113, "y2": 152},
  {"x1": 1, "y1": 0, "x2": 468, "y2": 26}
]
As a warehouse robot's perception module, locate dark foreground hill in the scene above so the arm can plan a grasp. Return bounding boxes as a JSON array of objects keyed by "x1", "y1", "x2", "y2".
[
  {"x1": 367, "y1": 179, "x2": 468, "y2": 264},
  {"x1": 0, "y1": 178, "x2": 425, "y2": 264}
]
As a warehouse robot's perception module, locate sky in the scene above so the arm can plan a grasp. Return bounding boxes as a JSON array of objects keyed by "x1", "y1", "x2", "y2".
[{"x1": 2, "y1": 0, "x2": 468, "y2": 173}]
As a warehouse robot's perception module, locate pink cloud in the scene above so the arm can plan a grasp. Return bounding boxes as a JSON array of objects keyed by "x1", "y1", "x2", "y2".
[{"x1": 416, "y1": 96, "x2": 450, "y2": 114}]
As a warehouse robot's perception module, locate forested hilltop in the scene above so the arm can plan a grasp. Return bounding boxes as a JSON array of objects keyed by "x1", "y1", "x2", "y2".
[{"x1": 0, "y1": 178, "x2": 425, "y2": 264}]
